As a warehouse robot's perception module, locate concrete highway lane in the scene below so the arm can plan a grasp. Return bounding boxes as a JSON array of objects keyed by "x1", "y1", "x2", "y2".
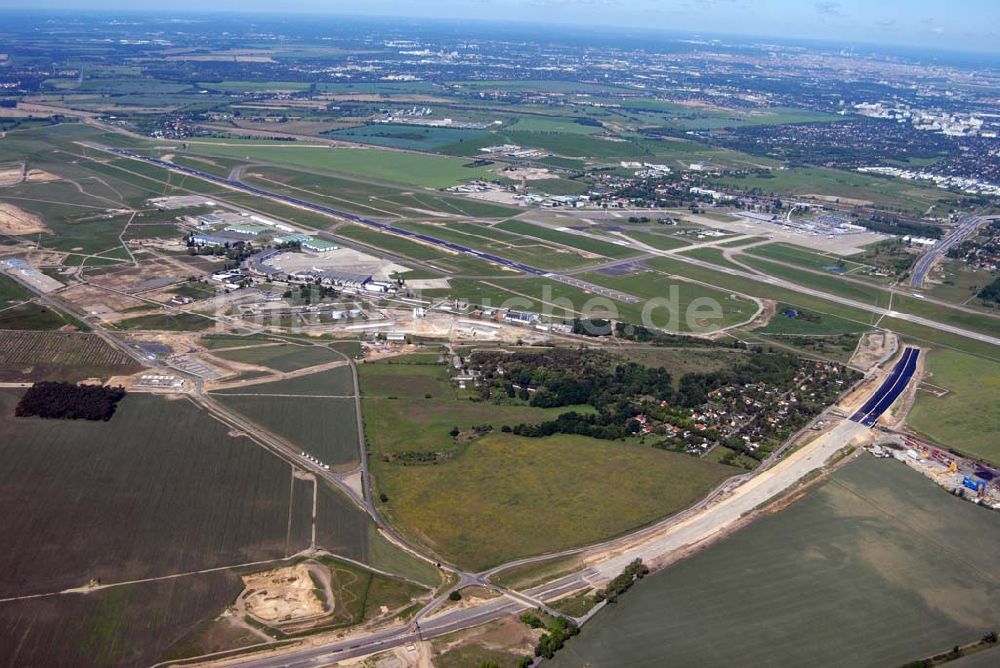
[
  {"x1": 850, "y1": 347, "x2": 920, "y2": 426},
  {"x1": 910, "y1": 214, "x2": 991, "y2": 289}
]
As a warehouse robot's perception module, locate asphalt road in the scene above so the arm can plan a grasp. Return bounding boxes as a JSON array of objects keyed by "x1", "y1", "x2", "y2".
[
  {"x1": 850, "y1": 347, "x2": 919, "y2": 426},
  {"x1": 910, "y1": 214, "x2": 990, "y2": 289}
]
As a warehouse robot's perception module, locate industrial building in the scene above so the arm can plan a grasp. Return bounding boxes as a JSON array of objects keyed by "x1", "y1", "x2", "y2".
[
  {"x1": 225, "y1": 223, "x2": 271, "y2": 236},
  {"x1": 275, "y1": 233, "x2": 312, "y2": 245},
  {"x1": 196, "y1": 213, "x2": 224, "y2": 227},
  {"x1": 190, "y1": 230, "x2": 254, "y2": 247},
  {"x1": 302, "y1": 238, "x2": 339, "y2": 252}
]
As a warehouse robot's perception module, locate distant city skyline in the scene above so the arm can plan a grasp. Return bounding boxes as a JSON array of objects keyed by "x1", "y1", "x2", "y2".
[{"x1": 5, "y1": 1, "x2": 1000, "y2": 55}]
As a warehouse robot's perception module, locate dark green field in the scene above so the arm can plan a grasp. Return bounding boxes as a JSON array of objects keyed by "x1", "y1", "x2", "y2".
[
  {"x1": 213, "y1": 393, "x2": 360, "y2": 467},
  {"x1": 552, "y1": 457, "x2": 1000, "y2": 668},
  {"x1": 209, "y1": 342, "x2": 340, "y2": 371},
  {"x1": 0, "y1": 387, "x2": 434, "y2": 666},
  {"x1": 0, "y1": 390, "x2": 336, "y2": 596},
  {"x1": 0, "y1": 302, "x2": 73, "y2": 330},
  {"x1": 213, "y1": 366, "x2": 355, "y2": 396},
  {"x1": 0, "y1": 570, "x2": 246, "y2": 668},
  {"x1": 114, "y1": 312, "x2": 215, "y2": 331},
  {"x1": 0, "y1": 329, "x2": 141, "y2": 381},
  {"x1": 325, "y1": 123, "x2": 489, "y2": 151}
]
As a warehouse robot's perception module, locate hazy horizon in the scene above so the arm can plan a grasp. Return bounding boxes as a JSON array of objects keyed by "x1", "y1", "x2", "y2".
[{"x1": 3, "y1": 1, "x2": 1000, "y2": 55}]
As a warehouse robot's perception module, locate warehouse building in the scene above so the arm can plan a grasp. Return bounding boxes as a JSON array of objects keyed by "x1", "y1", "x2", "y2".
[
  {"x1": 302, "y1": 237, "x2": 340, "y2": 252},
  {"x1": 224, "y1": 223, "x2": 271, "y2": 236},
  {"x1": 190, "y1": 230, "x2": 254, "y2": 247}
]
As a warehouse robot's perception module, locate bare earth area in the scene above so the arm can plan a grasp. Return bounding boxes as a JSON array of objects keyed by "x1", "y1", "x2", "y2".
[
  {"x1": 241, "y1": 564, "x2": 330, "y2": 625},
  {"x1": 0, "y1": 202, "x2": 49, "y2": 235},
  {"x1": 850, "y1": 331, "x2": 898, "y2": 371}
]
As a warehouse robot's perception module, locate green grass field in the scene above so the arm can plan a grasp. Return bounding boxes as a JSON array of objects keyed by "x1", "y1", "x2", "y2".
[
  {"x1": 377, "y1": 432, "x2": 736, "y2": 570},
  {"x1": 620, "y1": 230, "x2": 691, "y2": 250},
  {"x1": 759, "y1": 303, "x2": 872, "y2": 336},
  {"x1": 360, "y1": 357, "x2": 736, "y2": 570},
  {"x1": 324, "y1": 123, "x2": 489, "y2": 151},
  {"x1": 718, "y1": 236, "x2": 770, "y2": 248},
  {"x1": 908, "y1": 349, "x2": 1000, "y2": 465},
  {"x1": 187, "y1": 143, "x2": 495, "y2": 188},
  {"x1": 394, "y1": 220, "x2": 595, "y2": 270},
  {"x1": 333, "y1": 224, "x2": 514, "y2": 276},
  {"x1": 579, "y1": 270, "x2": 760, "y2": 332},
  {"x1": 241, "y1": 166, "x2": 519, "y2": 219},
  {"x1": 0, "y1": 275, "x2": 32, "y2": 306},
  {"x1": 712, "y1": 166, "x2": 958, "y2": 216},
  {"x1": 496, "y1": 220, "x2": 642, "y2": 259},
  {"x1": 553, "y1": 457, "x2": 1000, "y2": 668},
  {"x1": 645, "y1": 255, "x2": 999, "y2": 361},
  {"x1": 745, "y1": 242, "x2": 870, "y2": 273},
  {"x1": 676, "y1": 246, "x2": 744, "y2": 270},
  {"x1": 740, "y1": 255, "x2": 1000, "y2": 339}
]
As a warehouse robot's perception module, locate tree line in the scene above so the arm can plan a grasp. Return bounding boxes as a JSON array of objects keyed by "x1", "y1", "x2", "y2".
[{"x1": 15, "y1": 382, "x2": 127, "y2": 421}]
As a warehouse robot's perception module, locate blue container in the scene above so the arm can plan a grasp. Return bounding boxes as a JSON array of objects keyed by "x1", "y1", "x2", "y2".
[{"x1": 963, "y1": 476, "x2": 985, "y2": 492}]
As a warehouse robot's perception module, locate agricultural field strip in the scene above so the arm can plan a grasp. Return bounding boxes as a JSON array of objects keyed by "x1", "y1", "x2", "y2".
[
  {"x1": 0, "y1": 554, "x2": 301, "y2": 604},
  {"x1": 209, "y1": 393, "x2": 356, "y2": 399}
]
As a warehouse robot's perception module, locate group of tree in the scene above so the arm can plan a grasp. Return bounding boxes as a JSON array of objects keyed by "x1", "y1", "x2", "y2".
[
  {"x1": 510, "y1": 409, "x2": 639, "y2": 441},
  {"x1": 481, "y1": 348, "x2": 813, "y2": 441},
  {"x1": 860, "y1": 216, "x2": 943, "y2": 239},
  {"x1": 594, "y1": 558, "x2": 649, "y2": 603},
  {"x1": 15, "y1": 382, "x2": 127, "y2": 421},
  {"x1": 673, "y1": 351, "x2": 804, "y2": 408},
  {"x1": 977, "y1": 276, "x2": 1000, "y2": 304},
  {"x1": 614, "y1": 322, "x2": 746, "y2": 349},
  {"x1": 473, "y1": 349, "x2": 674, "y2": 411},
  {"x1": 535, "y1": 615, "x2": 579, "y2": 660}
]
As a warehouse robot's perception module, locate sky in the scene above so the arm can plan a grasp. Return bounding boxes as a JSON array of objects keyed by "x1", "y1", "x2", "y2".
[{"x1": 8, "y1": 0, "x2": 1000, "y2": 55}]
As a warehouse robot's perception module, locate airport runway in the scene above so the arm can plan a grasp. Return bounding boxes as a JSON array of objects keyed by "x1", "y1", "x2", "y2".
[{"x1": 89, "y1": 145, "x2": 1000, "y2": 348}]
